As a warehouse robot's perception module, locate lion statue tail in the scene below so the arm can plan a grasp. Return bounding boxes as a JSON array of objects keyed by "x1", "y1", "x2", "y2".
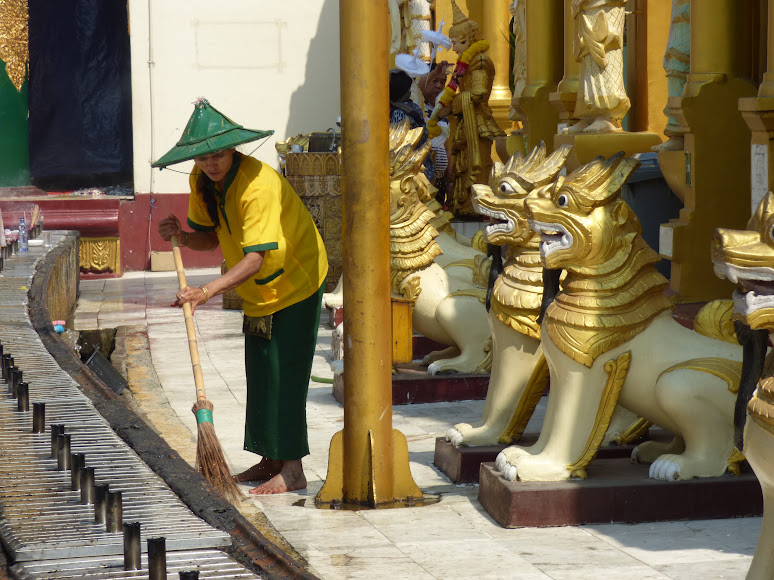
[{"x1": 693, "y1": 299, "x2": 737, "y2": 344}]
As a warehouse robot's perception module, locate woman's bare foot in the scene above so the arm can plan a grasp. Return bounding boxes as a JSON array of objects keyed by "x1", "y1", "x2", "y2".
[
  {"x1": 234, "y1": 458, "x2": 282, "y2": 483},
  {"x1": 249, "y1": 460, "x2": 307, "y2": 495}
]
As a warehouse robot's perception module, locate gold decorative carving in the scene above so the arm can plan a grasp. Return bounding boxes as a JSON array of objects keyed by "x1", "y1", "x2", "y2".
[
  {"x1": 615, "y1": 417, "x2": 652, "y2": 447},
  {"x1": 659, "y1": 358, "x2": 743, "y2": 395},
  {"x1": 399, "y1": 276, "x2": 421, "y2": 301},
  {"x1": 474, "y1": 143, "x2": 574, "y2": 342},
  {"x1": 499, "y1": 354, "x2": 550, "y2": 445},
  {"x1": 726, "y1": 448, "x2": 746, "y2": 476},
  {"x1": 693, "y1": 299, "x2": 737, "y2": 343},
  {"x1": 0, "y1": 0, "x2": 28, "y2": 91},
  {"x1": 474, "y1": 336, "x2": 493, "y2": 374},
  {"x1": 567, "y1": 351, "x2": 631, "y2": 477},
  {"x1": 389, "y1": 123, "x2": 440, "y2": 295},
  {"x1": 79, "y1": 237, "x2": 121, "y2": 275},
  {"x1": 448, "y1": 288, "x2": 486, "y2": 303},
  {"x1": 284, "y1": 151, "x2": 342, "y2": 291},
  {"x1": 442, "y1": 259, "x2": 476, "y2": 271},
  {"x1": 527, "y1": 153, "x2": 673, "y2": 366}
]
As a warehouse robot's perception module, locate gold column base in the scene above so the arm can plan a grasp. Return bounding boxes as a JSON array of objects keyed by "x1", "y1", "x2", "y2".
[
  {"x1": 79, "y1": 237, "x2": 121, "y2": 275},
  {"x1": 554, "y1": 131, "x2": 663, "y2": 172},
  {"x1": 315, "y1": 428, "x2": 424, "y2": 507}
]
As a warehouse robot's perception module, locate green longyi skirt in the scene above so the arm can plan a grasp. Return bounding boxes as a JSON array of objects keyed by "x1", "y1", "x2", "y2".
[{"x1": 243, "y1": 283, "x2": 324, "y2": 460}]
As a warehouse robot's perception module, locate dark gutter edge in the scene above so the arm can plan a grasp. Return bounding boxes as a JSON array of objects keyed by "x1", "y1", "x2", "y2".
[{"x1": 27, "y1": 238, "x2": 318, "y2": 580}]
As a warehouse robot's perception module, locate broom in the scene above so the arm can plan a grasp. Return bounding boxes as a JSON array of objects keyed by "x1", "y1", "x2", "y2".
[{"x1": 171, "y1": 235, "x2": 245, "y2": 502}]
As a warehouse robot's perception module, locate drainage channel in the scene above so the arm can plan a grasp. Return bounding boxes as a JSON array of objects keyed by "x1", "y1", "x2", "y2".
[{"x1": 0, "y1": 238, "x2": 263, "y2": 578}]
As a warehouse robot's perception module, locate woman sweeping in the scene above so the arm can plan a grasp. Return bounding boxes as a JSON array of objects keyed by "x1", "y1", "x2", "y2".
[{"x1": 153, "y1": 98, "x2": 328, "y2": 495}]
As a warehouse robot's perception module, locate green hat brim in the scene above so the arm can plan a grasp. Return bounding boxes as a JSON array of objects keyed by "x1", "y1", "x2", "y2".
[{"x1": 152, "y1": 128, "x2": 274, "y2": 168}]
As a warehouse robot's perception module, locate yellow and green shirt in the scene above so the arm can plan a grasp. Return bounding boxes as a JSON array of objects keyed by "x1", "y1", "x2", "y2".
[{"x1": 187, "y1": 154, "x2": 328, "y2": 317}]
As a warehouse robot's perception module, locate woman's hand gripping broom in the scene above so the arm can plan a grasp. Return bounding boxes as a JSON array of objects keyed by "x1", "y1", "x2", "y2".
[{"x1": 171, "y1": 235, "x2": 245, "y2": 502}]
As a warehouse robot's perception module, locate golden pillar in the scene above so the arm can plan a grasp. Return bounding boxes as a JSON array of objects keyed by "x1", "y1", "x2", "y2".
[
  {"x1": 740, "y1": 0, "x2": 774, "y2": 234},
  {"x1": 511, "y1": 0, "x2": 564, "y2": 154},
  {"x1": 660, "y1": 0, "x2": 758, "y2": 302},
  {"x1": 316, "y1": 0, "x2": 422, "y2": 508},
  {"x1": 627, "y1": 0, "x2": 670, "y2": 136},
  {"x1": 549, "y1": 0, "x2": 580, "y2": 128},
  {"x1": 477, "y1": 0, "x2": 513, "y2": 132}
]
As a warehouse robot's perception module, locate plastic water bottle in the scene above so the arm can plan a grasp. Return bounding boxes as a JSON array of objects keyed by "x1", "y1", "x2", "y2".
[{"x1": 18, "y1": 217, "x2": 28, "y2": 252}]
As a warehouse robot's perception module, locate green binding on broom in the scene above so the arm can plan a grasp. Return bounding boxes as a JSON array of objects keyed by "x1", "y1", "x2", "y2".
[{"x1": 196, "y1": 408, "x2": 214, "y2": 424}]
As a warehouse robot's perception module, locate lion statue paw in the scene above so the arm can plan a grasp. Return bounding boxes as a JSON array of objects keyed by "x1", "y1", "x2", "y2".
[
  {"x1": 446, "y1": 427, "x2": 464, "y2": 447},
  {"x1": 648, "y1": 456, "x2": 681, "y2": 481}
]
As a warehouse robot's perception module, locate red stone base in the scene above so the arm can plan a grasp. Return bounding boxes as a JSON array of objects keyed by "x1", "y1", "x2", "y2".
[
  {"x1": 433, "y1": 431, "x2": 674, "y2": 484},
  {"x1": 478, "y1": 459, "x2": 762, "y2": 528},
  {"x1": 332, "y1": 365, "x2": 490, "y2": 406}
]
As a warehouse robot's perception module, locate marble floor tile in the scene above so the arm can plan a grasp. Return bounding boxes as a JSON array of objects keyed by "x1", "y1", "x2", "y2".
[
  {"x1": 653, "y1": 558, "x2": 754, "y2": 580},
  {"x1": 537, "y1": 563, "x2": 672, "y2": 580},
  {"x1": 396, "y1": 539, "x2": 551, "y2": 580},
  {"x1": 584, "y1": 520, "x2": 757, "y2": 566},
  {"x1": 302, "y1": 546, "x2": 435, "y2": 580}
]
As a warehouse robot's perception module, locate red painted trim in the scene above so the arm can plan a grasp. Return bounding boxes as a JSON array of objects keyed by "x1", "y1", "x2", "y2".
[{"x1": 120, "y1": 193, "x2": 223, "y2": 271}]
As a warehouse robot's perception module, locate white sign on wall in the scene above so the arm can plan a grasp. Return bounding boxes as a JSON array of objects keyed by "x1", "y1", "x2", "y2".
[
  {"x1": 751, "y1": 143, "x2": 769, "y2": 215},
  {"x1": 659, "y1": 224, "x2": 673, "y2": 259}
]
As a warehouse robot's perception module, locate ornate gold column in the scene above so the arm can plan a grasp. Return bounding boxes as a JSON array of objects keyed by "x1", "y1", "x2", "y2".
[
  {"x1": 478, "y1": 0, "x2": 513, "y2": 132},
  {"x1": 660, "y1": 0, "x2": 758, "y2": 302},
  {"x1": 511, "y1": 0, "x2": 564, "y2": 154},
  {"x1": 549, "y1": 0, "x2": 580, "y2": 129},
  {"x1": 317, "y1": 0, "x2": 421, "y2": 508}
]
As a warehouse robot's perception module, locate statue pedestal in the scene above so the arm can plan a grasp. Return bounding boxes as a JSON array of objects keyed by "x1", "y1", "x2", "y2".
[
  {"x1": 478, "y1": 459, "x2": 762, "y2": 528},
  {"x1": 554, "y1": 131, "x2": 663, "y2": 172},
  {"x1": 434, "y1": 428, "x2": 672, "y2": 484},
  {"x1": 332, "y1": 365, "x2": 490, "y2": 406}
]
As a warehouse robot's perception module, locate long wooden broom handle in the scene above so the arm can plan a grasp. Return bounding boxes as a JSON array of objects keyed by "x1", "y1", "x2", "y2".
[{"x1": 171, "y1": 235, "x2": 207, "y2": 402}]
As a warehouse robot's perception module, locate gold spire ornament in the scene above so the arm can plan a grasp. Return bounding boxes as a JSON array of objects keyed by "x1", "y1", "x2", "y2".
[
  {"x1": 450, "y1": 0, "x2": 469, "y2": 26},
  {"x1": 0, "y1": 0, "x2": 29, "y2": 91}
]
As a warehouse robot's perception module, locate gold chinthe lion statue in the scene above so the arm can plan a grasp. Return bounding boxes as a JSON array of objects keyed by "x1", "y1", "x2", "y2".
[
  {"x1": 389, "y1": 120, "x2": 493, "y2": 374},
  {"x1": 713, "y1": 191, "x2": 774, "y2": 580},
  {"x1": 495, "y1": 152, "x2": 744, "y2": 482},
  {"x1": 445, "y1": 142, "x2": 571, "y2": 446}
]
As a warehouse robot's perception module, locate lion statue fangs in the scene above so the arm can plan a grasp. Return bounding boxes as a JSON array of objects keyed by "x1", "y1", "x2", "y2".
[
  {"x1": 713, "y1": 191, "x2": 774, "y2": 580},
  {"x1": 494, "y1": 152, "x2": 744, "y2": 482}
]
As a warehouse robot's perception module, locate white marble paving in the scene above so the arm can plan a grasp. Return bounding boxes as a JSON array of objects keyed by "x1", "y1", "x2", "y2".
[{"x1": 74, "y1": 269, "x2": 763, "y2": 580}]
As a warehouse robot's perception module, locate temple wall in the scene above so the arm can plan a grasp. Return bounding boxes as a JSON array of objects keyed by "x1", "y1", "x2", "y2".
[{"x1": 128, "y1": 0, "x2": 342, "y2": 196}]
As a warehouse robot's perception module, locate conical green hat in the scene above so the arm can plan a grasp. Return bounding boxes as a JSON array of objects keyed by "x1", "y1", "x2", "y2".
[{"x1": 152, "y1": 98, "x2": 274, "y2": 168}]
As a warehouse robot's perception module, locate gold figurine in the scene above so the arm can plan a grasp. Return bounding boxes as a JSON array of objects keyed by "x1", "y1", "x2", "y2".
[
  {"x1": 568, "y1": 0, "x2": 630, "y2": 134},
  {"x1": 428, "y1": 0, "x2": 505, "y2": 216}
]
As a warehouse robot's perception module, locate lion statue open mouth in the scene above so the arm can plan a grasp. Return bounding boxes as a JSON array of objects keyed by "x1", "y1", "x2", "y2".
[{"x1": 494, "y1": 152, "x2": 744, "y2": 482}]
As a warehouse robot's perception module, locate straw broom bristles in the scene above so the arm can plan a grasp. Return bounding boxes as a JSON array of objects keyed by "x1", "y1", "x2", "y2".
[
  {"x1": 193, "y1": 399, "x2": 245, "y2": 503},
  {"x1": 170, "y1": 235, "x2": 245, "y2": 503}
]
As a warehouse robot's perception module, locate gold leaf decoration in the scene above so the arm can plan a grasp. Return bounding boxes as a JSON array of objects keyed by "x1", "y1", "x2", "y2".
[{"x1": 0, "y1": 0, "x2": 29, "y2": 91}]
